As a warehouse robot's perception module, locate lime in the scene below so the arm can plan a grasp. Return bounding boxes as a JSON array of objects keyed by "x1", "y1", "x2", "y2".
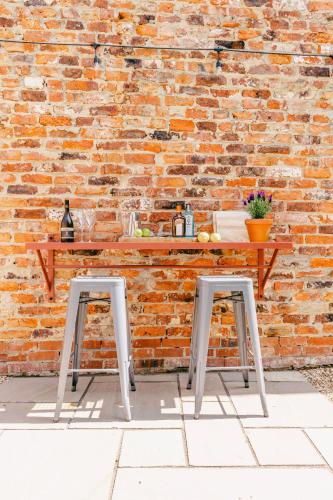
[
  {"x1": 134, "y1": 228, "x2": 143, "y2": 237},
  {"x1": 142, "y1": 228, "x2": 151, "y2": 237}
]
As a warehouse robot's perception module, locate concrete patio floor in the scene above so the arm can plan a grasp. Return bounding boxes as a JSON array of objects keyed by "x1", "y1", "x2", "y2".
[{"x1": 0, "y1": 371, "x2": 333, "y2": 500}]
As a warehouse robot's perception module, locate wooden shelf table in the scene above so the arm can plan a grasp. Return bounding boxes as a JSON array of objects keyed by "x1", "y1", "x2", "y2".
[{"x1": 26, "y1": 239, "x2": 293, "y2": 301}]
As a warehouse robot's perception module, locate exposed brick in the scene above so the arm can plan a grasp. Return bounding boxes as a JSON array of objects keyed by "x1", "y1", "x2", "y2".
[
  {"x1": 170, "y1": 119, "x2": 195, "y2": 132},
  {"x1": 66, "y1": 20, "x2": 84, "y2": 30},
  {"x1": 8, "y1": 185, "x2": 37, "y2": 195},
  {"x1": 22, "y1": 90, "x2": 46, "y2": 101},
  {"x1": 88, "y1": 176, "x2": 119, "y2": 185},
  {"x1": 59, "y1": 56, "x2": 79, "y2": 66},
  {"x1": 0, "y1": 1, "x2": 332, "y2": 374},
  {"x1": 187, "y1": 15, "x2": 204, "y2": 25},
  {"x1": 0, "y1": 17, "x2": 14, "y2": 27},
  {"x1": 90, "y1": 106, "x2": 118, "y2": 116},
  {"x1": 300, "y1": 67, "x2": 330, "y2": 77}
]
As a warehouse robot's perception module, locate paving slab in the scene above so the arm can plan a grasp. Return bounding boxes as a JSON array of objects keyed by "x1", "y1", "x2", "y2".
[
  {"x1": 93, "y1": 373, "x2": 177, "y2": 383},
  {"x1": 132, "y1": 373, "x2": 178, "y2": 382},
  {"x1": 0, "y1": 402, "x2": 73, "y2": 429},
  {"x1": 119, "y1": 429, "x2": 186, "y2": 467},
  {"x1": 179, "y1": 372, "x2": 229, "y2": 402},
  {"x1": 246, "y1": 428, "x2": 325, "y2": 465},
  {"x1": 184, "y1": 408, "x2": 255, "y2": 466},
  {"x1": 220, "y1": 371, "x2": 258, "y2": 383},
  {"x1": 306, "y1": 429, "x2": 333, "y2": 468},
  {"x1": 226, "y1": 381, "x2": 333, "y2": 427},
  {"x1": 112, "y1": 467, "x2": 333, "y2": 500},
  {"x1": 0, "y1": 376, "x2": 91, "y2": 403},
  {"x1": 265, "y1": 371, "x2": 307, "y2": 382},
  {"x1": 0, "y1": 429, "x2": 121, "y2": 500},
  {"x1": 70, "y1": 381, "x2": 182, "y2": 429}
]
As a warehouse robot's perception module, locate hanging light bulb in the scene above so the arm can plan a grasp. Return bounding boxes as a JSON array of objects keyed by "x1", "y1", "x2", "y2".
[
  {"x1": 92, "y1": 42, "x2": 101, "y2": 67},
  {"x1": 215, "y1": 47, "x2": 223, "y2": 73}
]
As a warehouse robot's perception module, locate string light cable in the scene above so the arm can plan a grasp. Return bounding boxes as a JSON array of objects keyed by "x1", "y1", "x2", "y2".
[{"x1": 0, "y1": 38, "x2": 332, "y2": 67}]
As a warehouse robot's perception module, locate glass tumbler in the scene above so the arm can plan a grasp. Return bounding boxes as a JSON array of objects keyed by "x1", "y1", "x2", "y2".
[{"x1": 121, "y1": 212, "x2": 132, "y2": 237}]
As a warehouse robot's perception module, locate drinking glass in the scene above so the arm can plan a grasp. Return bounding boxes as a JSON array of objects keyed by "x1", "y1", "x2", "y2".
[
  {"x1": 121, "y1": 212, "x2": 132, "y2": 237},
  {"x1": 74, "y1": 210, "x2": 85, "y2": 242},
  {"x1": 83, "y1": 209, "x2": 96, "y2": 241}
]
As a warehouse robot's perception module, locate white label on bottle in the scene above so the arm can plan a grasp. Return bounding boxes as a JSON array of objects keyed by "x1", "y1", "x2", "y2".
[
  {"x1": 185, "y1": 215, "x2": 193, "y2": 236},
  {"x1": 61, "y1": 228, "x2": 74, "y2": 241},
  {"x1": 175, "y1": 221, "x2": 183, "y2": 236}
]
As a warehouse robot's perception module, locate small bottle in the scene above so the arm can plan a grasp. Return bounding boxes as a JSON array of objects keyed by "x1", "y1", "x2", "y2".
[
  {"x1": 60, "y1": 199, "x2": 74, "y2": 243},
  {"x1": 184, "y1": 203, "x2": 194, "y2": 238},
  {"x1": 172, "y1": 203, "x2": 185, "y2": 237}
]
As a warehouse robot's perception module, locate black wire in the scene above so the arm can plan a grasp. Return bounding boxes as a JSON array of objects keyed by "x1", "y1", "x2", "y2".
[{"x1": 0, "y1": 38, "x2": 332, "y2": 59}]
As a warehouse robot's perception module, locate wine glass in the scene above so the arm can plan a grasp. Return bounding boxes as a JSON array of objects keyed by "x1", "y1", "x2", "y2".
[
  {"x1": 83, "y1": 209, "x2": 96, "y2": 242},
  {"x1": 73, "y1": 210, "x2": 85, "y2": 242}
]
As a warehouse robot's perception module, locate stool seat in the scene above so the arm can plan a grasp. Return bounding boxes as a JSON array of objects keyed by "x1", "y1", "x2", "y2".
[
  {"x1": 54, "y1": 276, "x2": 135, "y2": 422},
  {"x1": 187, "y1": 275, "x2": 268, "y2": 419}
]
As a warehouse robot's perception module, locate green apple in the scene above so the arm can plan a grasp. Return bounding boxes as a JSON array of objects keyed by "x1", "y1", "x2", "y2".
[
  {"x1": 197, "y1": 232, "x2": 210, "y2": 243},
  {"x1": 142, "y1": 228, "x2": 151, "y2": 237},
  {"x1": 210, "y1": 232, "x2": 222, "y2": 243},
  {"x1": 134, "y1": 228, "x2": 143, "y2": 237}
]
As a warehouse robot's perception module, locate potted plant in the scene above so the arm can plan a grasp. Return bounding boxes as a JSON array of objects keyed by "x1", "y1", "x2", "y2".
[{"x1": 243, "y1": 191, "x2": 273, "y2": 242}]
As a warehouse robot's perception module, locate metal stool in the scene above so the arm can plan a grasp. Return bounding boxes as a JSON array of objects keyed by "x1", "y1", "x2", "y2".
[
  {"x1": 187, "y1": 276, "x2": 268, "y2": 419},
  {"x1": 54, "y1": 277, "x2": 135, "y2": 422}
]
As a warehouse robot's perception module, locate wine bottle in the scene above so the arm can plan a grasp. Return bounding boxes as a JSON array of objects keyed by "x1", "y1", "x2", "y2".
[{"x1": 61, "y1": 199, "x2": 74, "y2": 243}]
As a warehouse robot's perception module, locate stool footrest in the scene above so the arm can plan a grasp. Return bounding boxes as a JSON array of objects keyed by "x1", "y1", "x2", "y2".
[
  {"x1": 68, "y1": 368, "x2": 119, "y2": 374},
  {"x1": 205, "y1": 366, "x2": 253, "y2": 372}
]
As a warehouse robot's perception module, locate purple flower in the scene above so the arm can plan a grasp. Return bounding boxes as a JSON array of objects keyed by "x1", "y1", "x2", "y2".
[
  {"x1": 249, "y1": 193, "x2": 255, "y2": 202},
  {"x1": 243, "y1": 200, "x2": 247, "y2": 206},
  {"x1": 268, "y1": 194, "x2": 272, "y2": 203}
]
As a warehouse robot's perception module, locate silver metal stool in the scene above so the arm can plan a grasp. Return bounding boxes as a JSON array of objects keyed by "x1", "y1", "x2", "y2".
[
  {"x1": 187, "y1": 276, "x2": 268, "y2": 419},
  {"x1": 54, "y1": 277, "x2": 135, "y2": 422}
]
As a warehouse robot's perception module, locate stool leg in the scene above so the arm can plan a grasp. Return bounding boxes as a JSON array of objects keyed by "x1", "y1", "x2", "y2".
[
  {"x1": 233, "y1": 299, "x2": 249, "y2": 388},
  {"x1": 54, "y1": 286, "x2": 80, "y2": 422},
  {"x1": 72, "y1": 300, "x2": 87, "y2": 392},
  {"x1": 187, "y1": 287, "x2": 199, "y2": 390},
  {"x1": 244, "y1": 285, "x2": 269, "y2": 417},
  {"x1": 111, "y1": 284, "x2": 131, "y2": 422},
  {"x1": 125, "y1": 292, "x2": 136, "y2": 392},
  {"x1": 194, "y1": 285, "x2": 214, "y2": 419}
]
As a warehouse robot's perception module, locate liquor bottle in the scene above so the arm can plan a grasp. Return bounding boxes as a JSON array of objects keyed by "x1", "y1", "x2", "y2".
[
  {"x1": 60, "y1": 199, "x2": 74, "y2": 243},
  {"x1": 172, "y1": 203, "x2": 185, "y2": 237},
  {"x1": 184, "y1": 203, "x2": 194, "y2": 238}
]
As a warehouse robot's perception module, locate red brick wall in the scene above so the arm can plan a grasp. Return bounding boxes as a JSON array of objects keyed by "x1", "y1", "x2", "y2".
[{"x1": 0, "y1": 1, "x2": 332, "y2": 375}]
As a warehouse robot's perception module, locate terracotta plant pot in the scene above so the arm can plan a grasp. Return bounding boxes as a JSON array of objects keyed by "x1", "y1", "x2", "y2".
[{"x1": 245, "y1": 219, "x2": 273, "y2": 243}]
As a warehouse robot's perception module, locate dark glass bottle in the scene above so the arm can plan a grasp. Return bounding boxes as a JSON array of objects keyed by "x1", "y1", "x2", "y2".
[
  {"x1": 60, "y1": 199, "x2": 74, "y2": 243},
  {"x1": 172, "y1": 203, "x2": 185, "y2": 237}
]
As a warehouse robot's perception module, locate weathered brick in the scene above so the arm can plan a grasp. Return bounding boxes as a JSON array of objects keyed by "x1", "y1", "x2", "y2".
[
  {"x1": 0, "y1": 1, "x2": 332, "y2": 374},
  {"x1": 300, "y1": 66, "x2": 330, "y2": 77},
  {"x1": 22, "y1": 90, "x2": 46, "y2": 101},
  {"x1": 8, "y1": 185, "x2": 37, "y2": 195},
  {"x1": 170, "y1": 119, "x2": 195, "y2": 132}
]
